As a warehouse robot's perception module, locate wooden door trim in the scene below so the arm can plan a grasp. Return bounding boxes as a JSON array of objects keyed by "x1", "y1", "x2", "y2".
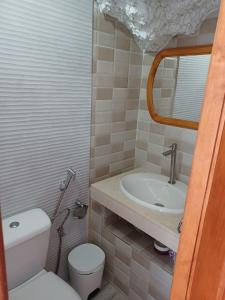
[
  {"x1": 171, "y1": 0, "x2": 225, "y2": 299},
  {"x1": 189, "y1": 113, "x2": 225, "y2": 299},
  {"x1": 0, "y1": 212, "x2": 8, "y2": 300}
]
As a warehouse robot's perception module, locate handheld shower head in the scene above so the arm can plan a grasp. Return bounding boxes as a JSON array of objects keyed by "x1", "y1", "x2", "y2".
[{"x1": 59, "y1": 168, "x2": 76, "y2": 191}]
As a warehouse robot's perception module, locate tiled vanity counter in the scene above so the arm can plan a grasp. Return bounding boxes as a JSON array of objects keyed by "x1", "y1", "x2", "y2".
[
  {"x1": 89, "y1": 200, "x2": 174, "y2": 300},
  {"x1": 90, "y1": 168, "x2": 182, "y2": 252}
]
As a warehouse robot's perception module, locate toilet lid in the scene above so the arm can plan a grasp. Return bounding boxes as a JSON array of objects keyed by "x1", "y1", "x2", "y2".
[
  {"x1": 9, "y1": 272, "x2": 81, "y2": 300},
  {"x1": 68, "y1": 243, "x2": 105, "y2": 275}
]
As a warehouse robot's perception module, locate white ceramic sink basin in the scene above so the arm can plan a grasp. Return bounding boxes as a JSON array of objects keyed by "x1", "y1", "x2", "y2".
[{"x1": 120, "y1": 172, "x2": 187, "y2": 214}]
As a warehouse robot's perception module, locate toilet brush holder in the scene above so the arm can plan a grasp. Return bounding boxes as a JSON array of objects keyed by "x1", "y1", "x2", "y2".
[{"x1": 73, "y1": 201, "x2": 88, "y2": 219}]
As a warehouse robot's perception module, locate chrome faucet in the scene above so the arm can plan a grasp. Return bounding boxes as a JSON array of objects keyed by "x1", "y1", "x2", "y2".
[{"x1": 162, "y1": 143, "x2": 177, "y2": 184}]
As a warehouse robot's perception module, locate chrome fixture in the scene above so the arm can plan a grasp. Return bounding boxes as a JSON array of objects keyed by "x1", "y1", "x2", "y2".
[
  {"x1": 51, "y1": 168, "x2": 77, "y2": 274},
  {"x1": 9, "y1": 221, "x2": 20, "y2": 228},
  {"x1": 55, "y1": 208, "x2": 71, "y2": 274},
  {"x1": 162, "y1": 143, "x2": 177, "y2": 184},
  {"x1": 52, "y1": 168, "x2": 77, "y2": 222},
  {"x1": 73, "y1": 201, "x2": 88, "y2": 219},
  {"x1": 59, "y1": 168, "x2": 76, "y2": 191}
]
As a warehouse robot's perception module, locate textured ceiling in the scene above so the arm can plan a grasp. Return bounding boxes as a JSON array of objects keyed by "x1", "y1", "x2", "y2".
[{"x1": 96, "y1": 0, "x2": 219, "y2": 52}]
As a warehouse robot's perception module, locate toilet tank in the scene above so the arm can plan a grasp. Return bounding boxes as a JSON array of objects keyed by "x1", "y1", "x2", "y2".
[{"x1": 3, "y1": 208, "x2": 51, "y2": 290}]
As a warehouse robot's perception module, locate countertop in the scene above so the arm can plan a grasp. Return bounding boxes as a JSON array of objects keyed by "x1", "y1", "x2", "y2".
[{"x1": 90, "y1": 168, "x2": 184, "y2": 252}]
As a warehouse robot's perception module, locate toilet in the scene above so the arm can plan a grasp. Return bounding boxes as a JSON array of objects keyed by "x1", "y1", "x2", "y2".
[
  {"x1": 68, "y1": 243, "x2": 105, "y2": 300},
  {"x1": 3, "y1": 208, "x2": 82, "y2": 300}
]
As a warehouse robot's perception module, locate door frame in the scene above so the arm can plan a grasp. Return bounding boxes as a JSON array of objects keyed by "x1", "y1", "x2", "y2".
[
  {"x1": 171, "y1": 0, "x2": 225, "y2": 298},
  {"x1": 0, "y1": 213, "x2": 8, "y2": 300}
]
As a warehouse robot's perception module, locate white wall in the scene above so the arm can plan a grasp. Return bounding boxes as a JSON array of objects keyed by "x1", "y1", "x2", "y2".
[
  {"x1": 0, "y1": 0, "x2": 92, "y2": 277},
  {"x1": 172, "y1": 55, "x2": 211, "y2": 121}
]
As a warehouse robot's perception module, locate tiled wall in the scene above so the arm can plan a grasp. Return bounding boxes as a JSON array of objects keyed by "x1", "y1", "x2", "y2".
[
  {"x1": 135, "y1": 18, "x2": 216, "y2": 184},
  {"x1": 135, "y1": 53, "x2": 197, "y2": 184},
  {"x1": 91, "y1": 16, "x2": 217, "y2": 185},
  {"x1": 91, "y1": 10, "x2": 143, "y2": 182},
  {"x1": 90, "y1": 200, "x2": 174, "y2": 300}
]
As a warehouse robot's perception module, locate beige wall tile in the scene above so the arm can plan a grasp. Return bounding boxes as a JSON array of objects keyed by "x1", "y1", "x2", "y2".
[
  {"x1": 96, "y1": 88, "x2": 113, "y2": 100},
  {"x1": 116, "y1": 22, "x2": 131, "y2": 39},
  {"x1": 130, "y1": 53, "x2": 143, "y2": 65},
  {"x1": 111, "y1": 132, "x2": 126, "y2": 144},
  {"x1": 116, "y1": 36, "x2": 130, "y2": 51},
  {"x1": 113, "y1": 267, "x2": 130, "y2": 295},
  {"x1": 126, "y1": 121, "x2": 137, "y2": 130},
  {"x1": 148, "y1": 262, "x2": 172, "y2": 300},
  {"x1": 96, "y1": 46, "x2": 114, "y2": 61},
  {"x1": 91, "y1": 210, "x2": 102, "y2": 233},
  {"x1": 115, "y1": 49, "x2": 130, "y2": 65},
  {"x1": 96, "y1": 100, "x2": 112, "y2": 112},
  {"x1": 89, "y1": 202, "x2": 174, "y2": 299},
  {"x1": 124, "y1": 140, "x2": 136, "y2": 151},
  {"x1": 91, "y1": 11, "x2": 142, "y2": 182},
  {"x1": 89, "y1": 230, "x2": 102, "y2": 246},
  {"x1": 95, "y1": 74, "x2": 114, "y2": 88},
  {"x1": 112, "y1": 122, "x2": 126, "y2": 133},
  {"x1": 114, "y1": 63, "x2": 129, "y2": 77},
  {"x1": 113, "y1": 88, "x2": 129, "y2": 99},
  {"x1": 128, "y1": 88, "x2": 140, "y2": 99},
  {"x1": 95, "y1": 135, "x2": 111, "y2": 146},
  {"x1": 102, "y1": 237, "x2": 115, "y2": 256},
  {"x1": 110, "y1": 152, "x2": 124, "y2": 163},
  {"x1": 130, "y1": 271, "x2": 150, "y2": 300},
  {"x1": 112, "y1": 143, "x2": 123, "y2": 153},
  {"x1": 96, "y1": 31, "x2": 115, "y2": 48},
  {"x1": 112, "y1": 112, "x2": 126, "y2": 122},
  {"x1": 95, "y1": 112, "x2": 112, "y2": 124},
  {"x1": 114, "y1": 257, "x2": 130, "y2": 275},
  {"x1": 129, "y1": 289, "x2": 144, "y2": 300},
  {"x1": 129, "y1": 77, "x2": 141, "y2": 89},
  {"x1": 112, "y1": 99, "x2": 126, "y2": 112},
  {"x1": 126, "y1": 99, "x2": 139, "y2": 110},
  {"x1": 95, "y1": 165, "x2": 109, "y2": 178},
  {"x1": 113, "y1": 76, "x2": 128, "y2": 88},
  {"x1": 91, "y1": 200, "x2": 103, "y2": 215},
  {"x1": 95, "y1": 14, "x2": 115, "y2": 34},
  {"x1": 95, "y1": 124, "x2": 111, "y2": 136},
  {"x1": 115, "y1": 237, "x2": 132, "y2": 266},
  {"x1": 123, "y1": 149, "x2": 135, "y2": 159},
  {"x1": 97, "y1": 61, "x2": 114, "y2": 74},
  {"x1": 125, "y1": 130, "x2": 136, "y2": 140}
]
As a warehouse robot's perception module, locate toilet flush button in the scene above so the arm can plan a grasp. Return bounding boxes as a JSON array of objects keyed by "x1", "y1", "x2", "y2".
[{"x1": 9, "y1": 221, "x2": 20, "y2": 228}]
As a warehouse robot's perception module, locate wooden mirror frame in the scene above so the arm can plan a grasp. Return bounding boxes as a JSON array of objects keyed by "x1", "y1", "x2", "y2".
[{"x1": 147, "y1": 44, "x2": 212, "y2": 130}]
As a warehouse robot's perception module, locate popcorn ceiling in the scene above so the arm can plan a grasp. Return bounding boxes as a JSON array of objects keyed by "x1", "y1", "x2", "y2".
[{"x1": 95, "y1": 0, "x2": 218, "y2": 52}]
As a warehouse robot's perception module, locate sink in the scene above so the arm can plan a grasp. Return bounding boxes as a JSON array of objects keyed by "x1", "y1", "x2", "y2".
[{"x1": 120, "y1": 172, "x2": 187, "y2": 214}]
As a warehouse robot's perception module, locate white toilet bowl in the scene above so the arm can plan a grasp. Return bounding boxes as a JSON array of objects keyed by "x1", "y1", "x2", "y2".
[
  {"x1": 68, "y1": 243, "x2": 105, "y2": 300},
  {"x1": 9, "y1": 270, "x2": 81, "y2": 300}
]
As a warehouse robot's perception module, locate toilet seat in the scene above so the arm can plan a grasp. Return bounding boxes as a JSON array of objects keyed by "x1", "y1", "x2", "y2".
[{"x1": 9, "y1": 271, "x2": 81, "y2": 300}]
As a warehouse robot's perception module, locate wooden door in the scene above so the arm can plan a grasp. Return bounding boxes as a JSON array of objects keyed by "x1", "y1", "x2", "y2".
[
  {"x1": 0, "y1": 213, "x2": 8, "y2": 300},
  {"x1": 171, "y1": 0, "x2": 225, "y2": 299}
]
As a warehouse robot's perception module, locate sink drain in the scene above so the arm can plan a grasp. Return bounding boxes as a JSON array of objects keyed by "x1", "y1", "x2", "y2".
[{"x1": 154, "y1": 203, "x2": 165, "y2": 207}]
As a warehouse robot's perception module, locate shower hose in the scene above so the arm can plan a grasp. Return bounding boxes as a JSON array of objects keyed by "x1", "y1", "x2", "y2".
[{"x1": 51, "y1": 185, "x2": 72, "y2": 274}]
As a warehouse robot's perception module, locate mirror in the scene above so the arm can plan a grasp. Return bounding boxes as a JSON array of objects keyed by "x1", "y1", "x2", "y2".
[{"x1": 147, "y1": 45, "x2": 212, "y2": 130}]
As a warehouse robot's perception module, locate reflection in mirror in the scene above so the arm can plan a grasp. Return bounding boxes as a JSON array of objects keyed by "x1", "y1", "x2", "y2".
[{"x1": 153, "y1": 54, "x2": 211, "y2": 123}]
